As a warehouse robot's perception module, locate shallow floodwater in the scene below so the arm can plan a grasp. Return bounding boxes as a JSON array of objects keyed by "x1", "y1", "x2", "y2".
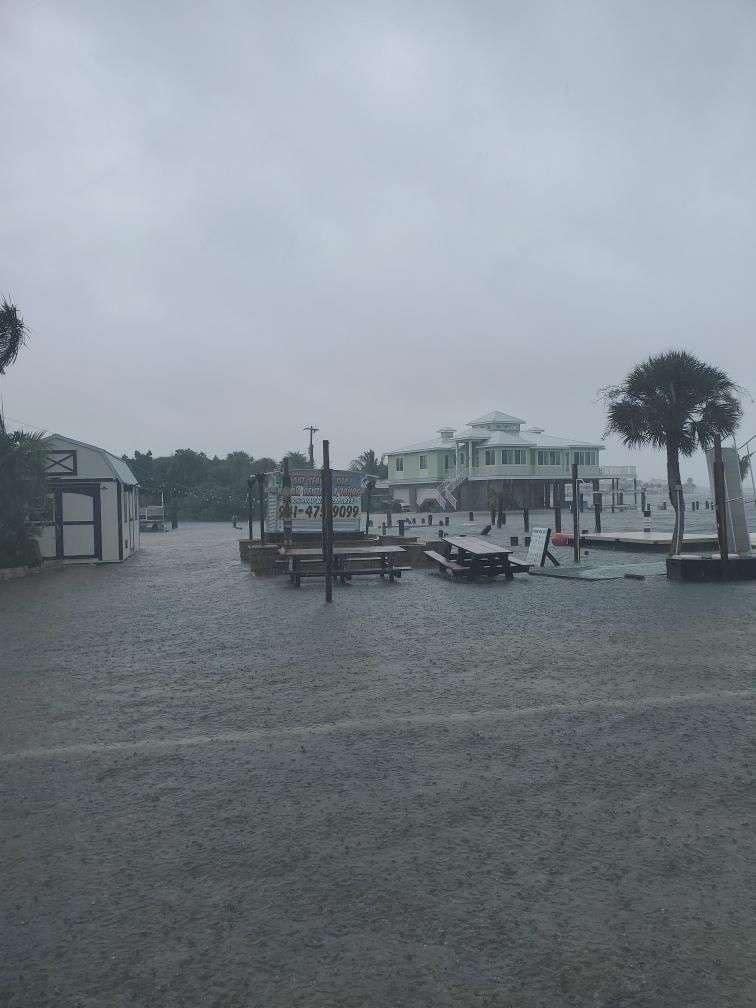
[{"x1": 1, "y1": 523, "x2": 754, "y2": 1007}]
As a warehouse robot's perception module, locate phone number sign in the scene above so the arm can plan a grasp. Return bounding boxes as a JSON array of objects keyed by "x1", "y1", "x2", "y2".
[{"x1": 266, "y1": 469, "x2": 363, "y2": 531}]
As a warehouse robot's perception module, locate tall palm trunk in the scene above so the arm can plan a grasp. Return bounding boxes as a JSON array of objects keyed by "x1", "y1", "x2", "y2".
[{"x1": 666, "y1": 442, "x2": 684, "y2": 553}]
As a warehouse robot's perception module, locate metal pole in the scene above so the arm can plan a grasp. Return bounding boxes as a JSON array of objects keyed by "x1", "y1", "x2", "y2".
[
  {"x1": 322, "y1": 440, "x2": 334, "y2": 602},
  {"x1": 572, "y1": 462, "x2": 580, "y2": 562},
  {"x1": 713, "y1": 435, "x2": 728, "y2": 563},
  {"x1": 256, "y1": 472, "x2": 266, "y2": 545},
  {"x1": 247, "y1": 477, "x2": 254, "y2": 540}
]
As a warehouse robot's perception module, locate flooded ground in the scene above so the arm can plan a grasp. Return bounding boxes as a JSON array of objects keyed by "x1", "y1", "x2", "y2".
[{"x1": 1, "y1": 523, "x2": 754, "y2": 1007}]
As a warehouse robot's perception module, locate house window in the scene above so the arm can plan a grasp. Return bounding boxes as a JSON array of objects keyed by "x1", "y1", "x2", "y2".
[
  {"x1": 537, "y1": 450, "x2": 562, "y2": 466},
  {"x1": 573, "y1": 450, "x2": 598, "y2": 466},
  {"x1": 395, "y1": 456, "x2": 403, "y2": 472},
  {"x1": 444, "y1": 454, "x2": 450, "y2": 471},
  {"x1": 501, "y1": 449, "x2": 526, "y2": 465},
  {"x1": 485, "y1": 449, "x2": 495, "y2": 465},
  {"x1": 419, "y1": 455, "x2": 427, "y2": 470},
  {"x1": 472, "y1": 449, "x2": 480, "y2": 467}
]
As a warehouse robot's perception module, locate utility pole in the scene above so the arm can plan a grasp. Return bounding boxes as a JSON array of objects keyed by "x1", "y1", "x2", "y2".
[
  {"x1": 303, "y1": 425, "x2": 319, "y2": 468},
  {"x1": 322, "y1": 440, "x2": 334, "y2": 602}
]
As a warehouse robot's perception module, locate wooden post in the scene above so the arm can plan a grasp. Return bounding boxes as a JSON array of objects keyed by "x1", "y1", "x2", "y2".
[
  {"x1": 633, "y1": 476, "x2": 637, "y2": 508},
  {"x1": 364, "y1": 479, "x2": 374, "y2": 536},
  {"x1": 713, "y1": 434, "x2": 728, "y2": 563},
  {"x1": 496, "y1": 493, "x2": 505, "y2": 528},
  {"x1": 553, "y1": 481, "x2": 562, "y2": 533},
  {"x1": 246, "y1": 477, "x2": 254, "y2": 540},
  {"x1": 611, "y1": 478, "x2": 616, "y2": 513},
  {"x1": 322, "y1": 440, "x2": 334, "y2": 602},
  {"x1": 572, "y1": 463, "x2": 580, "y2": 562},
  {"x1": 522, "y1": 506, "x2": 529, "y2": 533},
  {"x1": 256, "y1": 472, "x2": 266, "y2": 545},
  {"x1": 282, "y1": 458, "x2": 293, "y2": 545},
  {"x1": 592, "y1": 479, "x2": 601, "y2": 533}
]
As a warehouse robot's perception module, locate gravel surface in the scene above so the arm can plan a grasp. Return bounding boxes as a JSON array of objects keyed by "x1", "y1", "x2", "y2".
[{"x1": 1, "y1": 522, "x2": 754, "y2": 1007}]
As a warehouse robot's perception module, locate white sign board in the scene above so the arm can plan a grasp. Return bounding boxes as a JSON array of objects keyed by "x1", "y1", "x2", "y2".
[
  {"x1": 265, "y1": 469, "x2": 363, "y2": 534},
  {"x1": 526, "y1": 527, "x2": 551, "y2": 566}
]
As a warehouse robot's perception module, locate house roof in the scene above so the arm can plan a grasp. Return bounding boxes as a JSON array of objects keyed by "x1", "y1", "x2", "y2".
[
  {"x1": 468, "y1": 410, "x2": 525, "y2": 427},
  {"x1": 50, "y1": 433, "x2": 139, "y2": 485},
  {"x1": 386, "y1": 423, "x2": 604, "y2": 455}
]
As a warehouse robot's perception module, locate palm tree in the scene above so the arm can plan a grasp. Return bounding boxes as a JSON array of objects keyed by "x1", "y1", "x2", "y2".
[
  {"x1": 0, "y1": 300, "x2": 28, "y2": 433},
  {"x1": 349, "y1": 449, "x2": 388, "y2": 479},
  {"x1": 0, "y1": 429, "x2": 50, "y2": 567},
  {"x1": 604, "y1": 351, "x2": 742, "y2": 553}
]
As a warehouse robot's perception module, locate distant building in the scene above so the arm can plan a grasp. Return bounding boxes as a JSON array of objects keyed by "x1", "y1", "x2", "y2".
[
  {"x1": 38, "y1": 434, "x2": 140, "y2": 563},
  {"x1": 384, "y1": 410, "x2": 608, "y2": 511}
]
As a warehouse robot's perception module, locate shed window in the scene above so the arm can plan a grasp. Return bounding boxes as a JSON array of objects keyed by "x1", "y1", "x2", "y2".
[{"x1": 419, "y1": 455, "x2": 427, "y2": 470}]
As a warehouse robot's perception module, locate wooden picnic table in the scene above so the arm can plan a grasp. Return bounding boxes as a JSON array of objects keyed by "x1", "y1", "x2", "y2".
[
  {"x1": 280, "y1": 544, "x2": 409, "y2": 587},
  {"x1": 442, "y1": 535, "x2": 514, "y2": 580}
]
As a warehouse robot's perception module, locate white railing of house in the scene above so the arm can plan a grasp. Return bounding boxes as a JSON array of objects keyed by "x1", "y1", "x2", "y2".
[{"x1": 437, "y1": 474, "x2": 465, "y2": 511}]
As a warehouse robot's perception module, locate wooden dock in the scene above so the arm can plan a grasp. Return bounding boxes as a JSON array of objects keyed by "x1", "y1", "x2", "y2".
[{"x1": 579, "y1": 531, "x2": 749, "y2": 552}]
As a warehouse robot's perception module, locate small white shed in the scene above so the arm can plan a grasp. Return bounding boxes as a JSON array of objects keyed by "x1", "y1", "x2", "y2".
[{"x1": 38, "y1": 434, "x2": 140, "y2": 563}]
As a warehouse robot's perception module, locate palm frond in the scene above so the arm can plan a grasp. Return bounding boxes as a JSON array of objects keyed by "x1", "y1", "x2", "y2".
[{"x1": 0, "y1": 300, "x2": 27, "y2": 374}]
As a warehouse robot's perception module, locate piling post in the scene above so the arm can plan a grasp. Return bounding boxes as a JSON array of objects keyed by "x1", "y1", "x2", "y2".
[
  {"x1": 592, "y1": 479, "x2": 602, "y2": 533},
  {"x1": 553, "y1": 481, "x2": 562, "y2": 533},
  {"x1": 247, "y1": 477, "x2": 254, "y2": 541},
  {"x1": 523, "y1": 506, "x2": 530, "y2": 533},
  {"x1": 364, "y1": 479, "x2": 375, "y2": 536},
  {"x1": 256, "y1": 473, "x2": 266, "y2": 544},
  {"x1": 321, "y1": 440, "x2": 334, "y2": 602},
  {"x1": 282, "y1": 458, "x2": 293, "y2": 545},
  {"x1": 633, "y1": 476, "x2": 638, "y2": 508},
  {"x1": 611, "y1": 478, "x2": 616, "y2": 513},
  {"x1": 713, "y1": 435, "x2": 729, "y2": 563},
  {"x1": 572, "y1": 463, "x2": 580, "y2": 562}
]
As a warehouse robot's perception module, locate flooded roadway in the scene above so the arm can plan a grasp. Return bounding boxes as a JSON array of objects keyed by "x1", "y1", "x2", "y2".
[{"x1": 1, "y1": 523, "x2": 754, "y2": 1007}]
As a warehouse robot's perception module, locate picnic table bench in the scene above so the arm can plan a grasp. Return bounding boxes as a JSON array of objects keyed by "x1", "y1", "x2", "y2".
[
  {"x1": 280, "y1": 545, "x2": 409, "y2": 587},
  {"x1": 426, "y1": 535, "x2": 530, "y2": 580},
  {"x1": 424, "y1": 549, "x2": 470, "y2": 577}
]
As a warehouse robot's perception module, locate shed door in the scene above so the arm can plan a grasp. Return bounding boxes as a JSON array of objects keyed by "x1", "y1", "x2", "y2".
[{"x1": 55, "y1": 485, "x2": 102, "y2": 560}]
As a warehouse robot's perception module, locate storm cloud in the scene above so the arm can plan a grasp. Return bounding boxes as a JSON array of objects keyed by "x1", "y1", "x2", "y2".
[{"x1": 3, "y1": 0, "x2": 755, "y2": 478}]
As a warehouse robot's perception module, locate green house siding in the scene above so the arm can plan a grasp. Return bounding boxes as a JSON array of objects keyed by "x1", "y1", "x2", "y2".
[{"x1": 389, "y1": 450, "x2": 445, "y2": 482}]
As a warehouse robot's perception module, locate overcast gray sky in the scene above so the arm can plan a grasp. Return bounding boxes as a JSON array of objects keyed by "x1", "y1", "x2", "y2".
[{"x1": 3, "y1": 0, "x2": 755, "y2": 479}]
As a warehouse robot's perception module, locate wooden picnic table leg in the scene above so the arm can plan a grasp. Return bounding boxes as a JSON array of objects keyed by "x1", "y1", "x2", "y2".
[{"x1": 504, "y1": 555, "x2": 513, "y2": 580}]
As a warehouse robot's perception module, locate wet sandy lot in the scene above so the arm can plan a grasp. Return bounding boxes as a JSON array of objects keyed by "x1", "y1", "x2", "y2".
[{"x1": 1, "y1": 523, "x2": 754, "y2": 1007}]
